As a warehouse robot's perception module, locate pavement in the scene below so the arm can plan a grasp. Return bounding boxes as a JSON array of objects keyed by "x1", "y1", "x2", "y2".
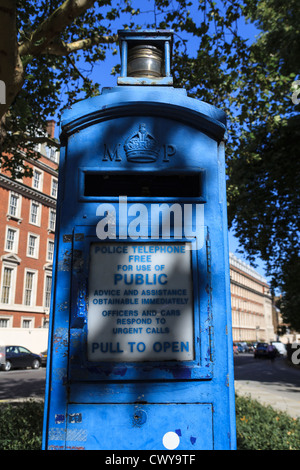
[{"x1": 234, "y1": 357, "x2": 300, "y2": 419}]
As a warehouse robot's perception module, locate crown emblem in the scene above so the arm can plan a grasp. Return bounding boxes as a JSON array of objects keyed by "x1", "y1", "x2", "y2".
[{"x1": 124, "y1": 124, "x2": 160, "y2": 162}]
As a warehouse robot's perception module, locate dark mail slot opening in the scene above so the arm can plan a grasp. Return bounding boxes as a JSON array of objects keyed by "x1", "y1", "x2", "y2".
[{"x1": 84, "y1": 173, "x2": 203, "y2": 198}]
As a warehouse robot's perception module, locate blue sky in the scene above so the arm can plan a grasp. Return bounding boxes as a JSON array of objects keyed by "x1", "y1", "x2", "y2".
[{"x1": 78, "y1": 0, "x2": 261, "y2": 90}]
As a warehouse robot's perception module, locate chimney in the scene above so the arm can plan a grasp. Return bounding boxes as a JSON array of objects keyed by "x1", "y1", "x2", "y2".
[{"x1": 46, "y1": 119, "x2": 56, "y2": 139}]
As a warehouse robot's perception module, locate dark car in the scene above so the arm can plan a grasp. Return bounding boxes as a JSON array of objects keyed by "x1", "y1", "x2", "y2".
[
  {"x1": 1, "y1": 346, "x2": 42, "y2": 371},
  {"x1": 40, "y1": 350, "x2": 47, "y2": 366},
  {"x1": 254, "y1": 342, "x2": 269, "y2": 358}
]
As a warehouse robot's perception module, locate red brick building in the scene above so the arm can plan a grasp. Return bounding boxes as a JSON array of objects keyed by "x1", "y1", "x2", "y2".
[{"x1": 0, "y1": 121, "x2": 59, "y2": 337}]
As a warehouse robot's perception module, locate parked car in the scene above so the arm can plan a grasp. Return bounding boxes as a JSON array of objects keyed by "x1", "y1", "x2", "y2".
[
  {"x1": 271, "y1": 341, "x2": 287, "y2": 357},
  {"x1": 246, "y1": 342, "x2": 255, "y2": 352},
  {"x1": 1, "y1": 346, "x2": 42, "y2": 371},
  {"x1": 240, "y1": 342, "x2": 249, "y2": 352},
  {"x1": 236, "y1": 342, "x2": 248, "y2": 353},
  {"x1": 254, "y1": 342, "x2": 269, "y2": 358},
  {"x1": 0, "y1": 345, "x2": 5, "y2": 366},
  {"x1": 40, "y1": 350, "x2": 48, "y2": 366}
]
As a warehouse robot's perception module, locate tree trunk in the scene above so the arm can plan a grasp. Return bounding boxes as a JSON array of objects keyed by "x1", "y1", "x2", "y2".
[{"x1": 0, "y1": 0, "x2": 24, "y2": 142}]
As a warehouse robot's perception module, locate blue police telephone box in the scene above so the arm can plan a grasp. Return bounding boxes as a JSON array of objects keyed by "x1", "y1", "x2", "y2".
[{"x1": 42, "y1": 30, "x2": 236, "y2": 450}]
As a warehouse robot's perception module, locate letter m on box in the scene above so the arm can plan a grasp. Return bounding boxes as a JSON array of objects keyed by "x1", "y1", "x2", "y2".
[{"x1": 103, "y1": 144, "x2": 122, "y2": 162}]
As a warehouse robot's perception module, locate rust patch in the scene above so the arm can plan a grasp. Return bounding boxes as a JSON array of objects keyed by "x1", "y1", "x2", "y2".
[
  {"x1": 57, "y1": 249, "x2": 72, "y2": 271},
  {"x1": 73, "y1": 249, "x2": 84, "y2": 271},
  {"x1": 63, "y1": 234, "x2": 72, "y2": 243},
  {"x1": 74, "y1": 233, "x2": 84, "y2": 241}
]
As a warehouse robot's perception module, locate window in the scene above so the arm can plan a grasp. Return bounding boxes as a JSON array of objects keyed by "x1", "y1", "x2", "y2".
[
  {"x1": 27, "y1": 234, "x2": 39, "y2": 258},
  {"x1": 47, "y1": 240, "x2": 54, "y2": 261},
  {"x1": 46, "y1": 146, "x2": 58, "y2": 162},
  {"x1": 34, "y1": 143, "x2": 41, "y2": 153},
  {"x1": 24, "y1": 271, "x2": 36, "y2": 306},
  {"x1": 49, "y1": 209, "x2": 56, "y2": 231},
  {"x1": 33, "y1": 169, "x2": 42, "y2": 190},
  {"x1": 9, "y1": 194, "x2": 18, "y2": 216},
  {"x1": 51, "y1": 178, "x2": 58, "y2": 198},
  {"x1": 30, "y1": 201, "x2": 40, "y2": 225},
  {"x1": 22, "y1": 319, "x2": 32, "y2": 329},
  {"x1": 8, "y1": 192, "x2": 21, "y2": 218},
  {"x1": 5, "y1": 227, "x2": 18, "y2": 252},
  {"x1": 0, "y1": 318, "x2": 11, "y2": 328},
  {"x1": 44, "y1": 275, "x2": 52, "y2": 308},
  {"x1": 28, "y1": 235, "x2": 36, "y2": 256},
  {"x1": 1, "y1": 267, "x2": 13, "y2": 304}
]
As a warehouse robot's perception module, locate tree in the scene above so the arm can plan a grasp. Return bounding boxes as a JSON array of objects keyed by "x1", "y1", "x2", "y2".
[
  {"x1": 1, "y1": 0, "x2": 299, "y2": 328},
  {"x1": 153, "y1": 0, "x2": 300, "y2": 330},
  {"x1": 0, "y1": 0, "x2": 263, "y2": 177},
  {"x1": 226, "y1": 0, "x2": 300, "y2": 331},
  {"x1": 0, "y1": 0, "x2": 137, "y2": 177}
]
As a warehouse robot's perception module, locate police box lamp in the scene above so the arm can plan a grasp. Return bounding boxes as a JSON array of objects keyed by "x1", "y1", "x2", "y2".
[{"x1": 118, "y1": 29, "x2": 173, "y2": 85}]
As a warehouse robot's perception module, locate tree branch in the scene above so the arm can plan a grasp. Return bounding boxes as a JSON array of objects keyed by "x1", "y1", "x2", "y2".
[
  {"x1": 1, "y1": 0, "x2": 100, "y2": 124},
  {"x1": 0, "y1": 0, "x2": 24, "y2": 122},
  {"x1": 18, "y1": 0, "x2": 97, "y2": 57},
  {"x1": 44, "y1": 34, "x2": 118, "y2": 56},
  {"x1": 12, "y1": 132, "x2": 60, "y2": 148}
]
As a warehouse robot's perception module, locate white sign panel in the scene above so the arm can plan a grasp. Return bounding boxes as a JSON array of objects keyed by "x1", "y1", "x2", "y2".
[{"x1": 87, "y1": 243, "x2": 194, "y2": 362}]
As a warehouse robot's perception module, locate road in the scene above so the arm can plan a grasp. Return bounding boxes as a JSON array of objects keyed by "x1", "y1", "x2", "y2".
[
  {"x1": 0, "y1": 367, "x2": 46, "y2": 402},
  {"x1": 234, "y1": 353, "x2": 300, "y2": 418},
  {"x1": 0, "y1": 355, "x2": 299, "y2": 418}
]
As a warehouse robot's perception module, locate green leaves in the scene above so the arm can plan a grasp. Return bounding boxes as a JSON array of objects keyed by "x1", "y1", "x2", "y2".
[
  {"x1": 0, "y1": 401, "x2": 44, "y2": 450},
  {"x1": 236, "y1": 395, "x2": 300, "y2": 450},
  {"x1": 158, "y1": 0, "x2": 299, "y2": 330},
  {"x1": 2, "y1": 1, "x2": 299, "y2": 329},
  {"x1": 2, "y1": 0, "x2": 131, "y2": 175}
]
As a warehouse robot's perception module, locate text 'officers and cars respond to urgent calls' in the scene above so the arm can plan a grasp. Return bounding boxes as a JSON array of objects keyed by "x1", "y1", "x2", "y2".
[{"x1": 88, "y1": 243, "x2": 194, "y2": 362}]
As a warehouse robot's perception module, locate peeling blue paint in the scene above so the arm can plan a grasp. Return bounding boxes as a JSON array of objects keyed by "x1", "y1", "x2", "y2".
[
  {"x1": 68, "y1": 413, "x2": 82, "y2": 424},
  {"x1": 55, "y1": 414, "x2": 65, "y2": 424}
]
